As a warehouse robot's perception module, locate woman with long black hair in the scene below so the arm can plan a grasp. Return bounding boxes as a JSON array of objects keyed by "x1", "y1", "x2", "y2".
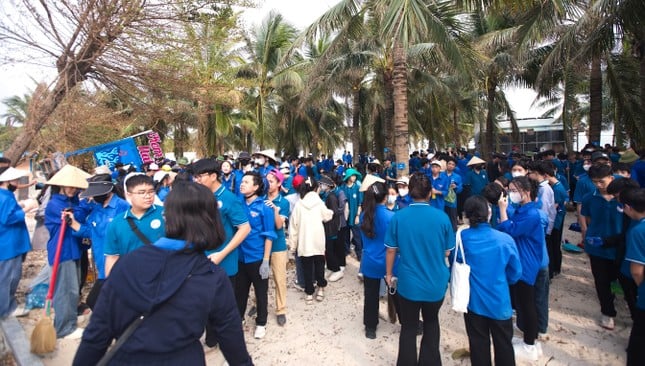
[
  {"x1": 74, "y1": 181, "x2": 252, "y2": 365},
  {"x1": 359, "y1": 180, "x2": 394, "y2": 339}
]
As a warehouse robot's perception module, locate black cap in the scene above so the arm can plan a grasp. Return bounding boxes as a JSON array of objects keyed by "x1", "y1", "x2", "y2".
[
  {"x1": 591, "y1": 151, "x2": 609, "y2": 162},
  {"x1": 238, "y1": 152, "x2": 251, "y2": 160},
  {"x1": 79, "y1": 181, "x2": 114, "y2": 199},
  {"x1": 190, "y1": 158, "x2": 220, "y2": 175}
]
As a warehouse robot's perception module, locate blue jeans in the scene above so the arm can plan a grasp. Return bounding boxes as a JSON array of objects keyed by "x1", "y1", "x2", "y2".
[
  {"x1": 534, "y1": 267, "x2": 550, "y2": 333},
  {"x1": 53, "y1": 260, "x2": 80, "y2": 337},
  {"x1": 351, "y1": 226, "x2": 363, "y2": 261},
  {"x1": 0, "y1": 255, "x2": 23, "y2": 318}
]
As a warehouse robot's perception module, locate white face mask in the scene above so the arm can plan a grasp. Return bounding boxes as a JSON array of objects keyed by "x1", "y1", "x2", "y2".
[
  {"x1": 387, "y1": 195, "x2": 397, "y2": 204},
  {"x1": 243, "y1": 163, "x2": 254, "y2": 173},
  {"x1": 398, "y1": 188, "x2": 409, "y2": 197},
  {"x1": 511, "y1": 171, "x2": 524, "y2": 178},
  {"x1": 509, "y1": 191, "x2": 522, "y2": 204},
  {"x1": 583, "y1": 164, "x2": 591, "y2": 171}
]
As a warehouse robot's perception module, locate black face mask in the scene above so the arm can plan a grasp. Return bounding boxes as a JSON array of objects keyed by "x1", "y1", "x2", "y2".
[
  {"x1": 7, "y1": 184, "x2": 17, "y2": 192},
  {"x1": 93, "y1": 194, "x2": 109, "y2": 204}
]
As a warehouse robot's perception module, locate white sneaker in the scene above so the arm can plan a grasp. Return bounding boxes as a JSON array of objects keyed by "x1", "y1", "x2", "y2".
[
  {"x1": 600, "y1": 315, "x2": 615, "y2": 330},
  {"x1": 339, "y1": 266, "x2": 345, "y2": 272},
  {"x1": 535, "y1": 341, "x2": 543, "y2": 357},
  {"x1": 63, "y1": 328, "x2": 84, "y2": 340},
  {"x1": 513, "y1": 342, "x2": 539, "y2": 361},
  {"x1": 254, "y1": 325, "x2": 266, "y2": 339},
  {"x1": 328, "y1": 271, "x2": 344, "y2": 282},
  {"x1": 316, "y1": 287, "x2": 324, "y2": 302}
]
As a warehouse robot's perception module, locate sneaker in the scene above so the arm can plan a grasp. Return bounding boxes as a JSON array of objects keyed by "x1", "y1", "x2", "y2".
[
  {"x1": 293, "y1": 280, "x2": 305, "y2": 292},
  {"x1": 365, "y1": 328, "x2": 376, "y2": 339},
  {"x1": 316, "y1": 287, "x2": 324, "y2": 301},
  {"x1": 277, "y1": 314, "x2": 286, "y2": 326},
  {"x1": 328, "y1": 270, "x2": 344, "y2": 282},
  {"x1": 513, "y1": 342, "x2": 539, "y2": 361},
  {"x1": 63, "y1": 328, "x2": 84, "y2": 340},
  {"x1": 305, "y1": 295, "x2": 314, "y2": 305},
  {"x1": 600, "y1": 315, "x2": 615, "y2": 330},
  {"x1": 254, "y1": 325, "x2": 266, "y2": 339},
  {"x1": 535, "y1": 341, "x2": 543, "y2": 357},
  {"x1": 357, "y1": 272, "x2": 364, "y2": 282}
]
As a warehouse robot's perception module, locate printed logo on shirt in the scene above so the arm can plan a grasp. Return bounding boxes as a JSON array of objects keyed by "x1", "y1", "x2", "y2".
[
  {"x1": 150, "y1": 219, "x2": 162, "y2": 229},
  {"x1": 353, "y1": 193, "x2": 357, "y2": 198},
  {"x1": 218, "y1": 200, "x2": 223, "y2": 209},
  {"x1": 250, "y1": 211, "x2": 259, "y2": 218}
]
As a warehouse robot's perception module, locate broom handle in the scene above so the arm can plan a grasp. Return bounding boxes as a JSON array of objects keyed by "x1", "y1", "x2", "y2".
[{"x1": 45, "y1": 213, "x2": 68, "y2": 303}]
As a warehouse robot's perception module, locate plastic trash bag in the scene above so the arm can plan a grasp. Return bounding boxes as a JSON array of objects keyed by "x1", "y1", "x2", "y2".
[{"x1": 25, "y1": 283, "x2": 49, "y2": 310}]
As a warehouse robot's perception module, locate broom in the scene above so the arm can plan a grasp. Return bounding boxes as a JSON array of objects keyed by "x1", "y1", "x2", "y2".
[{"x1": 31, "y1": 212, "x2": 68, "y2": 355}]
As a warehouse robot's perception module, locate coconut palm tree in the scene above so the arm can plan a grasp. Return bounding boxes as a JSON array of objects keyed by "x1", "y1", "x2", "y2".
[{"x1": 1, "y1": 94, "x2": 30, "y2": 128}]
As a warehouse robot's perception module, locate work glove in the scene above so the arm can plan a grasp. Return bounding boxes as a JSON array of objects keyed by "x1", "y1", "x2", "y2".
[{"x1": 259, "y1": 259, "x2": 270, "y2": 279}]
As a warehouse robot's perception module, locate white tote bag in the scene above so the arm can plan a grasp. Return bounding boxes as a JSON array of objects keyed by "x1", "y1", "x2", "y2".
[{"x1": 450, "y1": 227, "x2": 470, "y2": 313}]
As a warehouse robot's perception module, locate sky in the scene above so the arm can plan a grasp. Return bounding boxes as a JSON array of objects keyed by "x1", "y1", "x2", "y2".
[{"x1": 0, "y1": 0, "x2": 543, "y2": 119}]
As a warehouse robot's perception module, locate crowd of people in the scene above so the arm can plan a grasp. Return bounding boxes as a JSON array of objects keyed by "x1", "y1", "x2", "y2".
[{"x1": 0, "y1": 143, "x2": 644, "y2": 365}]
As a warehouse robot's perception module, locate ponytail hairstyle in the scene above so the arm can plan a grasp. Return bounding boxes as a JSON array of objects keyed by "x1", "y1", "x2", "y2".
[{"x1": 360, "y1": 181, "x2": 387, "y2": 239}]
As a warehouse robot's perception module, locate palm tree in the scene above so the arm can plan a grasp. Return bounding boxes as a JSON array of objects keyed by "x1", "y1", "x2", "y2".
[{"x1": 1, "y1": 94, "x2": 30, "y2": 128}]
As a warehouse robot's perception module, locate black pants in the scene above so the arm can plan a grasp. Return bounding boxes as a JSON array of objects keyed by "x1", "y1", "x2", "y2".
[
  {"x1": 339, "y1": 226, "x2": 351, "y2": 256},
  {"x1": 302, "y1": 255, "x2": 327, "y2": 295},
  {"x1": 325, "y1": 236, "x2": 345, "y2": 271},
  {"x1": 458, "y1": 186, "x2": 471, "y2": 220},
  {"x1": 444, "y1": 206, "x2": 458, "y2": 232},
  {"x1": 628, "y1": 308, "x2": 645, "y2": 366},
  {"x1": 548, "y1": 227, "x2": 563, "y2": 277},
  {"x1": 513, "y1": 281, "x2": 537, "y2": 345},
  {"x1": 363, "y1": 276, "x2": 381, "y2": 331},
  {"x1": 206, "y1": 275, "x2": 236, "y2": 347},
  {"x1": 464, "y1": 311, "x2": 515, "y2": 366},
  {"x1": 620, "y1": 273, "x2": 638, "y2": 320},
  {"x1": 397, "y1": 294, "x2": 443, "y2": 366},
  {"x1": 235, "y1": 261, "x2": 268, "y2": 326},
  {"x1": 79, "y1": 249, "x2": 89, "y2": 294},
  {"x1": 589, "y1": 255, "x2": 620, "y2": 317}
]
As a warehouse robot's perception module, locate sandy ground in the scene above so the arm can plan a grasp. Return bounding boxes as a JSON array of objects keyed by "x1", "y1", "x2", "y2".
[{"x1": 12, "y1": 211, "x2": 630, "y2": 366}]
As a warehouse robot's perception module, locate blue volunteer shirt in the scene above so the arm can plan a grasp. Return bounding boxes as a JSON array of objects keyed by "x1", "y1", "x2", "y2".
[
  {"x1": 360, "y1": 205, "x2": 394, "y2": 279},
  {"x1": 441, "y1": 171, "x2": 463, "y2": 209},
  {"x1": 429, "y1": 173, "x2": 449, "y2": 211},
  {"x1": 466, "y1": 169, "x2": 488, "y2": 196},
  {"x1": 625, "y1": 218, "x2": 645, "y2": 310},
  {"x1": 581, "y1": 192, "x2": 623, "y2": 260},
  {"x1": 73, "y1": 195, "x2": 129, "y2": 279},
  {"x1": 497, "y1": 201, "x2": 544, "y2": 285},
  {"x1": 0, "y1": 189, "x2": 31, "y2": 260},
  {"x1": 104, "y1": 205, "x2": 165, "y2": 257},
  {"x1": 342, "y1": 182, "x2": 362, "y2": 227},
  {"x1": 268, "y1": 194, "x2": 290, "y2": 252},
  {"x1": 385, "y1": 202, "x2": 455, "y2": 302},
  {"x1": 552, "y1": 181, "x2": 568, "y2": 230},
  {"x1": 238, "y1": 197, "x2": 276, "y2": 263},
  {"x1": 206, "y1": 185, "x2": 249, "y2": 276},
  {"x1": 456, "y1": 224, "x2": 521, "y2": 320},
  {"x1": 573, "y1": 173, "x2": 595, "y2": 203},
  {"x1": 45, "y1": 193, "x2": 87, "y2": 265}
]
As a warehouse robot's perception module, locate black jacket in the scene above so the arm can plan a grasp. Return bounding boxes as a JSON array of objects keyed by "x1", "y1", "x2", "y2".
[{"x1": 73, "y1": 242, "x2": 252, "y2": 365}]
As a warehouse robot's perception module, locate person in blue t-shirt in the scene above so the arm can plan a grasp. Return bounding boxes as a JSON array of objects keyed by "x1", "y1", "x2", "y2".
[
  {"x1": 622, "y1": 188, "x2": 645, "y2": 365},
  {"x1": 359, "y1": 181, "x2": 394, "y2": 340},
  {"x1": 442, "y1": 157, "x2": 463, "y2": 231},
  {"x1": 394, "y1": 176, "x2": 412, "y2": 210},
  {"x1": 545, "y1": 164, "x2": 568, "y2": 278},
  {"x1": 465, "y1": 157, "x2": 488, "y2": 197},
  {"x1": 459, "y1": 195, "x2": 521, "y2": 366},
  {"x1": 429, "y1": 161, "x2": 449, "y2": 211},
  {"x1": 235, "y1": 172, "x2": 276, "y2": 340},
  {"x1": 581, "y1": 164, "x2": 631, "y2": 331},
  {"x1": 0, "y1": 167, "x2": 31, "y2": 319},
  {"x1": 497, "y1": 176, "x2": 544, "y2": 361},
  {"x1": 385, "y1": 172, "x2": 455, "y2": 365}
]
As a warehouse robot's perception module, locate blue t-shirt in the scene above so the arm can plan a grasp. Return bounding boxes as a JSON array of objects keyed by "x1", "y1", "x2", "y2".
[
  {"x1": 268, "y1": 194, "x2": 290, "y2": 252},
  {"x1": 73, "y1": 195, "x2": 129, "y2": 279},
  {"x1": 429, "y1": 173, "x2": 449, "y2": 211},
  {"x1": 497, "y1": 201, "x2": 544, "y2": 285},
  {"x1": 466, "y1": 169, "x2": 488, "y2": 196},
  {"x1": 360, "y1": 205, "x2": 394, "y2": 279},
  {"x1": 625, "y1": 218, "x2": 645, "y2": 310},
  {"x1": 441, "y1": 171, "x2": 463, "y2": 209},
  {"x1": 632, "y1": 160, "x2": 645, "y2": 188},
  {"x1": 341, "y1": 182, "x2": 362, "y2": 227},
  {"x1": 457, "y1": 224, "x2": 521, "y2": 320},
  {"x1": 573, "y1": 174, "x2": 595, "y2": 203},
  {"x1": 238, "y1": 197, "x2": 276, "y2": 263},
  {"x1": 0, "y1": 189, "x2": 30, "y2": 261},
  {"x1": 45, "y1": 194, "x2": 87, "y2": 265},
  {"x1": 552, "y1": 181, "x2": 568, "y2": 230},
  {"x1": 206, "y1": 185, "x2": 249, "y2": 276},
  {"x1": 581, "y1": 192, "x2": 622, "y2": 260},
  {"x1": 385, "y1": 202, "x2": 455, "y2": 302},
  {"x1": 105, "y1": 205, "x2": 165, "y2": 257}
]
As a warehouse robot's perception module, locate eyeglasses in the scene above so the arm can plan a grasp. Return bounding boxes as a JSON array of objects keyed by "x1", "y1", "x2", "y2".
[{"x1": 128, "y1": 190, "x2": 156, "y2": 197}]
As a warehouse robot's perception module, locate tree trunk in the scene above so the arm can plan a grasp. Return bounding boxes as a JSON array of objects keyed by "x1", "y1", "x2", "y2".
[
  {"x1": 383, "y1": 68, "x2": 394, "y2": 158},
  {"x1": 453, "y1": 107, "x2": 459, "y2": 147},
  {"x1": 351, "y1": 87, "x2": 361, "y2": 166},
  {"x1": 392, "y1": 41, "x2": 409, "y2": 175},
  {"x1": 484, "y1": 76, "x2": 498, "y2": 158},
  {"x1": 639, "y1": 41, "x2": 645, "y2": 149},
  {"x1": 588, "y1": 56, "x2": 602, "y2": 146}
]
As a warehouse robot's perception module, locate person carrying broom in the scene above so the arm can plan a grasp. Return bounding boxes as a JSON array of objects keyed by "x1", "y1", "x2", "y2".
[{"x1": 43, "y1": 164, "x2": 91, "y2": 340}]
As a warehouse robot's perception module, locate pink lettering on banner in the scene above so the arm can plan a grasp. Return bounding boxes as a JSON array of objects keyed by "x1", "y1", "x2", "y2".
[
  {"x1": 147, "y1": 132, "x2": 164, "y2": 159},
  {"x1": 138, "y1": 145, "x2": 153, "y2": 164}
]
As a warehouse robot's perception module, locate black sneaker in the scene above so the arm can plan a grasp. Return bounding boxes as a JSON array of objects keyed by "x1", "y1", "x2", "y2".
[
  {"x1": 277, "y1": 314, "x2": 287, "y2": 326},
  {"x1": 365, "y1": 328, "x2": 376, "y2": 339}
]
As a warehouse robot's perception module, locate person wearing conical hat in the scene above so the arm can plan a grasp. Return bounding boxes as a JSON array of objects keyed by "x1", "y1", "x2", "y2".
[
  {"x1": 0, "y1": 167, "x2": 31, "y2": 318},
  {"x1": 253, "y1": 150, "x2": 277, "y2": 178},
  {"x1": 465, "y1": 156, "x2": 488, "y2": 196},
  {"x1": 44, "y1": 164, "x2": 91, "y2": 339}
]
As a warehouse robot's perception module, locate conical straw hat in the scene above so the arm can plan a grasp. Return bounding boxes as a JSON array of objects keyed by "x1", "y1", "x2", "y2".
[
  {"x1": 467, "y1": 156, "x2": 486, "y2": 166},
  {"x1": 46, "y1": 165, "x2": 91, "y2": 189}
]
